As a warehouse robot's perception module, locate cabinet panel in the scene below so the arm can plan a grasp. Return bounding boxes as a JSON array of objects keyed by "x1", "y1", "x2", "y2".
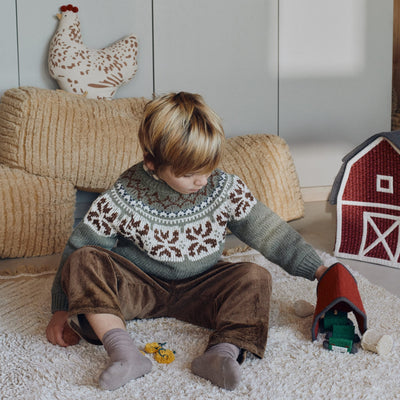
[
  {"x1": 17, "y1": 0, "x2": 153, "y2": 97},
  {"x1": 153, "y1": 0, "x2": 278, "y2": 137},
  {"x1": 0, "y1": 0, "x2": 19, "y2": 95},
  {"x1": 279, "y1": 0, "x2": 393, "y2": 187},
  {"x1": 5, "y1": 0, "x2": 393, "y2": 189}
]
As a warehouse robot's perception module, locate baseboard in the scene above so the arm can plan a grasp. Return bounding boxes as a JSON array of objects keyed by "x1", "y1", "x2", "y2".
[{"x1": 301, "y1": 186, "x2": 332, "y2": 202}]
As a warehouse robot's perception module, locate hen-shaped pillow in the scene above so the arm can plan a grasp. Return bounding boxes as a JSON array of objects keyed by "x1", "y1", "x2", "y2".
[{"x1": 48, "y1": 4, "x2": 138, "y2": 99}]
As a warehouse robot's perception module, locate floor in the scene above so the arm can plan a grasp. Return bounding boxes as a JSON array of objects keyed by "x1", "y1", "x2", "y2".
[{"x1": 1, "y1": 201, "x2": 399, "y2": 298}]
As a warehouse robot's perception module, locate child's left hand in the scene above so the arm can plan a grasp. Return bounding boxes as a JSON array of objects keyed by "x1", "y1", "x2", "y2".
[
  {"x1": 46, "y1": 310, "x2": 80, "y2": 347},
  {"x1": 62, "y1": 321, "x2": 81, "y2": 346},
  {"x1": 314, "y1": 265, "x2": 328, "y2": 281}
]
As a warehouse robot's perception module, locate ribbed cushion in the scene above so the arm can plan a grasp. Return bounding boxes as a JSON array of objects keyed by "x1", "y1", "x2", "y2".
[
  {"x1": 0, "y1": 165, "x2": 76, "y2": 257},
  {"x1": 219, "y1": 134, "x2": 304, "y2": 221},
  {"x1": 0, "y1": 87, "x2": 148, "y2": 192}
]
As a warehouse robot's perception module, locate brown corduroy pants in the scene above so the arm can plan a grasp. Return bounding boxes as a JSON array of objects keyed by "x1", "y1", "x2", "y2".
[{"x1": 61, "y1": 246, "x2": 272, "y2": 358}]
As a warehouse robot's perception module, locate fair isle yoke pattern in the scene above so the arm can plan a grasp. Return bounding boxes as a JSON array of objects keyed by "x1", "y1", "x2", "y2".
[{"x1": 84, "y1": 164, "x2": 257, "y2": 263}]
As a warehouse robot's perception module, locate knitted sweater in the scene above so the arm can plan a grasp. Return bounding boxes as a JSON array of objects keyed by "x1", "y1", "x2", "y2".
[{"x1": 51, "y1": 162, "x2": 322, "y2": 312}]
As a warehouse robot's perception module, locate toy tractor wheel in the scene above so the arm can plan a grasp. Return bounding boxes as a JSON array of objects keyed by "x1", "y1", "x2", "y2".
[
  {"x1": 350, "y1": 344, "x2": 358, "y2": 354},
  {"x1": 323, "y1": 340, "x2": 330, "y2": 350},
  {"x1": 325, "y1": 331, "x2": 332, "y2": 339}
]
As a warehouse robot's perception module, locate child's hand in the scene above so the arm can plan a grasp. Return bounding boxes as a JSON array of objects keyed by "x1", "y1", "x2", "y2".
[
  {"x1": 62, "y1": 320, "x2": 81, "y2": 345},
  {"x1": 46, "y1": 310, "x2": 80, "y2": 347},
  {"x1": 314, "y1": 265, "x2": 328, "y2": 281}
]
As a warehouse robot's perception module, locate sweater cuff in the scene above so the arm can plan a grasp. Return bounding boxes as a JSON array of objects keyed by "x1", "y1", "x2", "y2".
[
  {"x1": 295, "y1": 251, "x2": 323, "y2": 281},
  {"x1": 51, "y1": 292, "x2": 69, "y2": 313}
]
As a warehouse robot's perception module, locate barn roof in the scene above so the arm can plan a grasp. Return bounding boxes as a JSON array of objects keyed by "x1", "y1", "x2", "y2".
[{"x1": 329, "y1": 131, "x2": 400, "y2": 204}]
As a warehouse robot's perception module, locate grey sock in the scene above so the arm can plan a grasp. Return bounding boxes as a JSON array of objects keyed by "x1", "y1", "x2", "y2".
[
  {"x1": 99, "y1": 328, "x2": 152, "y2": 390},
  {"x1": 191, "y1": 343, "x2": 241, "y2": 390}
]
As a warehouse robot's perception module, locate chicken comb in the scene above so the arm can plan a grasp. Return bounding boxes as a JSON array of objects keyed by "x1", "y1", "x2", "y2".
[{"x1": 60, "y1": 4, "x2": 79, "y2": 13}]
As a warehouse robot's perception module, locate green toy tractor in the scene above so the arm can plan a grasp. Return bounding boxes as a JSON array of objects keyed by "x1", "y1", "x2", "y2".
[{"x1": 320, "y1": 310, "x2": 361, "y2": 354}]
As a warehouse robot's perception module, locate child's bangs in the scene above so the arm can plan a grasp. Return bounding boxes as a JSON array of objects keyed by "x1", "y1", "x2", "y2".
[{"x1": 168, "y1": 131, "x2": 223, "y2": 177}]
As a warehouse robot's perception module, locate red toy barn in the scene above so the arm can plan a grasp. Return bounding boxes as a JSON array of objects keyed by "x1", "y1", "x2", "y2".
[
  {"x1": 311, "y1": 262, "x2": 367, "y2": 341},
  {"x1": 330, "y1": 132, "x2": 400, "y2": 269}
]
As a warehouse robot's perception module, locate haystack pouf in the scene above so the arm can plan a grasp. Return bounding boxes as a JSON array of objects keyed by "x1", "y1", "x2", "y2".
[
  {"x1": 0, "y1": 87, "x2": 148, "y2": 192},
  {"x1": 220, "y1": 134, "x2": 304, "y2": 221},
  {"x1": 0, "y1": 165, "x2": 75, "y2": 258}
]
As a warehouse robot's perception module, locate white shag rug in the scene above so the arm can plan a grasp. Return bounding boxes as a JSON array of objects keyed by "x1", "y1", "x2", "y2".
[{"x1": 0, "y1": 250, "x2": 399, "y2": 400}]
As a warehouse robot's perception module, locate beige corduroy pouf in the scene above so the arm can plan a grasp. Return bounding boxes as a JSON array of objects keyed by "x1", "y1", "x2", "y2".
[
  {"x1": 0, "y1": 165, "x2": 76, "y2": 258},
  {"x1": 0, "y1": 87, "x2": 148, "y2": 192},
  {"x1": 219, "y1": 134, "x2": 304, "y2": 221}
]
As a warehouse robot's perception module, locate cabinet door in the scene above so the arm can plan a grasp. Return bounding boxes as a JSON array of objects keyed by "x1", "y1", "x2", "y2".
[
  {"x1": 17, "y1": 0, "x2": 153, "y2": 97},
  {"x1": 0, "y1": 0, "x2": 19, "y2": 95},
  {"x1": 279, "y1": 0, "x2": 393, "y2": 187},
  {"x1": 153, "y1": 0, "x2": 278, "y2": 137}
]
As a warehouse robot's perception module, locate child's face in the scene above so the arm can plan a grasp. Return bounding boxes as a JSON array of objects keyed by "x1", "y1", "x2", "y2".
[{"x1": 157, "y1": 166, "x2": 211, "y2": 194}]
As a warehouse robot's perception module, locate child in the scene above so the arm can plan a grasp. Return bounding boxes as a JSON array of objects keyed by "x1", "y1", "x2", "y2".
[{"x1": 46, "y1": 92, "x2": 327, "y2": 391}]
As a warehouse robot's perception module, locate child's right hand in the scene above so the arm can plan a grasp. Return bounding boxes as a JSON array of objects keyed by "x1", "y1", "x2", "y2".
[{"x1": 46, "y1": 310, "x2": 80, "y2": 347}]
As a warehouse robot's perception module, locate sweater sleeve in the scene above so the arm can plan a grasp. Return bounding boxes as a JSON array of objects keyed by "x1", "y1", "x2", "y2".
[
  {"x1": 226, "y1": 181, "x2": 322, "y2": 280},
  {"x1": 51, "y1": 194, "x2": 119, "y2": 313}
]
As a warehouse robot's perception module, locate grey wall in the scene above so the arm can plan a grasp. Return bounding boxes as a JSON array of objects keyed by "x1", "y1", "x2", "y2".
[
  {"x1": 0, "y1": 0, "x2": 393, "y2": 187},
  {"x1": 279, "y1": 0, "x2": 393, "y2": 186}
]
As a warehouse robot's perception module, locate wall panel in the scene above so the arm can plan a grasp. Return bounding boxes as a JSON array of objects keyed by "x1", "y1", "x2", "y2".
[
  {"x1": 1, "y1": 0, "x2": 19, "y2": 95},
  {"x1": 153, "y1": 0, "x2": 278, "y2": 138},
  {"x1": 279, "y1": 0, "x2": 393, "y2": 187}
]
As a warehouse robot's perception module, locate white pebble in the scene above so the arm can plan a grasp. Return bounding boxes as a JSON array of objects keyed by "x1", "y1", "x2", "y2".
[{"x1": 293, "y1": 300, "x2": 314, "y2": 318}]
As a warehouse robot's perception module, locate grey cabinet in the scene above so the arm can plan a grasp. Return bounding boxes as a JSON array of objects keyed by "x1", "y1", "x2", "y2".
[
  {"x1": 1, "y1": 0, "x2": 18, "y2": 95},
  {"x1": 153, "y1": 0, "x2": 279, "y2": 137},
  {"x1": 279, "y1": 0, "x2": 393, "y2": 187},
  {"x1": 0, "y1": 0, "x2": 394, "y2": 187}
]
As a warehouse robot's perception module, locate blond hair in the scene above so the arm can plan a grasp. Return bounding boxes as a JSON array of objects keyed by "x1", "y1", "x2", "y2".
[{"x1": 138, "y1": 92, "x2": 225, "y2": 176}]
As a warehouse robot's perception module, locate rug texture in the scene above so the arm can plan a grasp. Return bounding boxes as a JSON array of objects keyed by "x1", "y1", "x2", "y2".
[{"x1": 0, "y1": 250, "x2": 399, "y2": 400}]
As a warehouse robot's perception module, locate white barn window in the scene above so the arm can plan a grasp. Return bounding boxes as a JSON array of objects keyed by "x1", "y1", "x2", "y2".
[{"x1": 376, "y1": 175, "x2": 394, "y2": 194}]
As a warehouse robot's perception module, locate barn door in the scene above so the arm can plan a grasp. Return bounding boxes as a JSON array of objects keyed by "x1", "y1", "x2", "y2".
[{"x1": 359, "y1": 211, "x2": 400, "y2": 267}]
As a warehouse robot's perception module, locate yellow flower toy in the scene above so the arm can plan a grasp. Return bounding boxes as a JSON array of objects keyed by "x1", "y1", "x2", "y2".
[
  {"x1": 154, "y1": 348, "x2": 175, "y2": 364},
  {"x1": 144, "y1": 342, "x2": 175, "y2": 364},
  {"x1": 144, "y1": 342, "x2": 162, "y2": 354}
]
